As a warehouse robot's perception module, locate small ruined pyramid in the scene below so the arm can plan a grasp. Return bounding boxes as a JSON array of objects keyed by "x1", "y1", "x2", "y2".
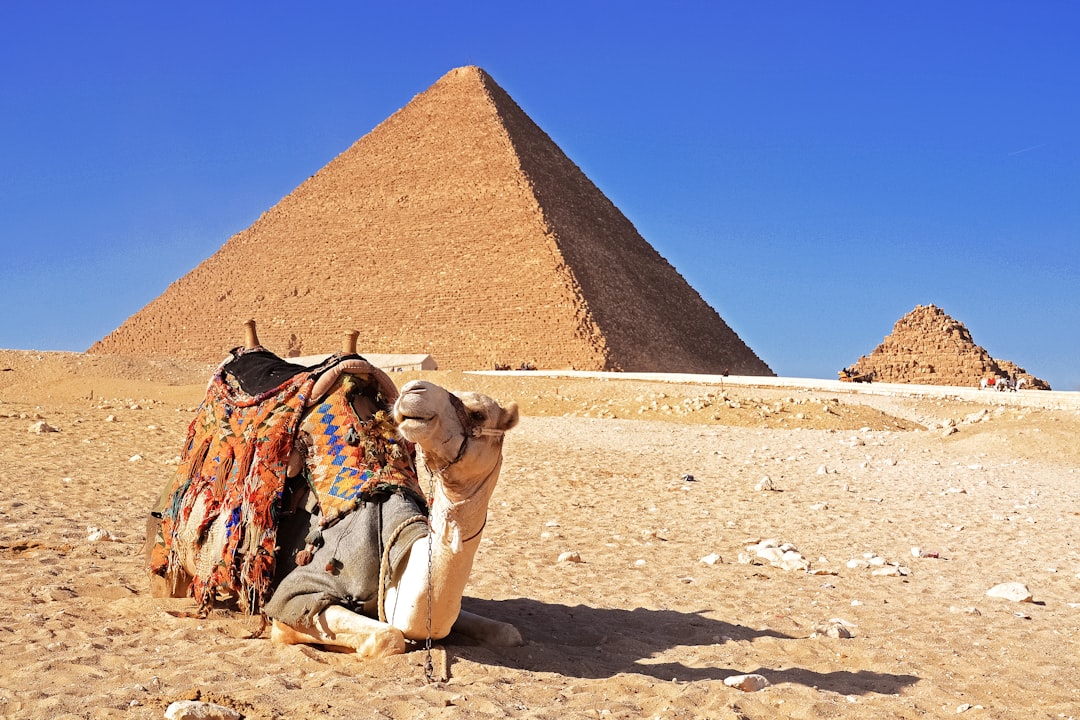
[
  {"x1": 89, "y1": 66, "x2": 772, "y2": 375},
  {"x1": 846, "y1": 304, "x2": 1050, "y2": 389}
]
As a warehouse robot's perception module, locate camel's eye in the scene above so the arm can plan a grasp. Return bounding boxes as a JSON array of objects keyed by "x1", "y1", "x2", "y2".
[{"x1": 469, "y1": 410, "x2": 486, "y2": 423}]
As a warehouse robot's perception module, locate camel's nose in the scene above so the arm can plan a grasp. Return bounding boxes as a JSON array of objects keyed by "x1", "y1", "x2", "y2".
[{"x1": 400, "y1": 379, "x2": 435, "y2": 395}]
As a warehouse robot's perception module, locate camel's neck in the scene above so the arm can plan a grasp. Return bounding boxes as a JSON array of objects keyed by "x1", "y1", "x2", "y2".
[
  {"x1": 428, "y1": 458, "x2": 502, "y2": 554},
  {"x1": 385, "y1": 457, "x2": 504, "y2": 639}
]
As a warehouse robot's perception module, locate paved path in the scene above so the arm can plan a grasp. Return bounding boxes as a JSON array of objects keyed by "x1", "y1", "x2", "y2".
[{"x1": 471, "y1": 370, "x2": 1080, "y2": 411}]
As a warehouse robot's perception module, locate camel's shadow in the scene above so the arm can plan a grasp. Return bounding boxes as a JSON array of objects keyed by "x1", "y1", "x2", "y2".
[{"x1": 451, "y1": 597, "x2": 919, "y2": 697}]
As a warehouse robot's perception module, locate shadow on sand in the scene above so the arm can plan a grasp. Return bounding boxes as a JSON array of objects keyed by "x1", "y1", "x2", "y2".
[{"x1": 452, "y1": 597, "x2": 919, "y2": 697}]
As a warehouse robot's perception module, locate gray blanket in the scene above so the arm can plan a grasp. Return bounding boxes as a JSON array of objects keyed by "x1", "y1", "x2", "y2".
[{"x1": 265, "y1": 490, "x2": 429, "y2": 625}]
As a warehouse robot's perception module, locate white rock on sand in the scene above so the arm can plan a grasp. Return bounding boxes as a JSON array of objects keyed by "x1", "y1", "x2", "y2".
[
  {"x1": 724, "y1": 673, "x2": 771, "y2": 692},
  {"x1": 164, "y1": 700, "x2": 243, "y2": 720},
  {"x1": 28, "y1": 420, "x2": 58, "y2": 433},
  {"x1": 986, "y1": 582, "x2": 1034, "y2": 603}
]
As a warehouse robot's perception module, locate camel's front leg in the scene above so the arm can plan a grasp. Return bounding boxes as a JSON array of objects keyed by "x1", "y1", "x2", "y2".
[
  {"x1": 452, "y1": 609, "x2": 523, "y2": 647},
  {"x1": 270, "y1": 605, "x2": 406, "y2": 658}
]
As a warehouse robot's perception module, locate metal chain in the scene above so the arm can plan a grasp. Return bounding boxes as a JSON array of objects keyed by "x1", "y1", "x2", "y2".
[{"x1": 423, "y1": 461, "x2": 436, "y2": 683}]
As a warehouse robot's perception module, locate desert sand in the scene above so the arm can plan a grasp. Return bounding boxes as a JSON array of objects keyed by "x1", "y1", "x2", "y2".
[{"x1": 2, "y1": 349, "x2": 1079, "y2": 719}]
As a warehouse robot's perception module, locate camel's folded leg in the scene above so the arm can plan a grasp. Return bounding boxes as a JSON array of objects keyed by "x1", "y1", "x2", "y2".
[
  {"x1": 452, "y1": 609, "x2": 523, "y2": 647},
  {"x1": 270, "y1": 605, "x2": 406, "y2": 658}
]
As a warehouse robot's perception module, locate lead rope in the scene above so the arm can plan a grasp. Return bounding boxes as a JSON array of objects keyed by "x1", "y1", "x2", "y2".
[
  {"x1": 374, "y1": 494, "x2": 437, "y2": 682},
  {"x1": 378, "y1": 515, "x2": 429, "y2": 624}
]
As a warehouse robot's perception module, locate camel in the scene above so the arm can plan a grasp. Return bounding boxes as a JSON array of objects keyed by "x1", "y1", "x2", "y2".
[
  {"x1": 267, "y1": 377, "x2": 522, "y2": 656},
  {"x1": 147, "y1": 322, "x2": 522, "y2": 657}
]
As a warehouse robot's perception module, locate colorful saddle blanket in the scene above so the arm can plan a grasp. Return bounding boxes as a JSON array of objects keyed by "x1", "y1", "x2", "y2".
[{"x1": 151, "y1": 346, "x2": 424, "y2": 614}]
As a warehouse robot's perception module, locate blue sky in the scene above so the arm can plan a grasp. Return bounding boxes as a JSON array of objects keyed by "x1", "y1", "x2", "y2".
[{"x1": 2, "y1": 2, "x2": 1077, "y2": 389}]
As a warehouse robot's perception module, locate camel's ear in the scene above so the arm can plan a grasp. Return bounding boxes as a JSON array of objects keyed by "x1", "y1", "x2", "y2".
[{"x1": 497, "y1": 401, "x2": 519, "y2": 432}]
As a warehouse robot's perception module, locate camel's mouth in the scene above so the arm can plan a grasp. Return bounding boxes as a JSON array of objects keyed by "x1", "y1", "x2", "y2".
[{"x1": 394, "y1": 408, "x2": 435, "y2": 424}]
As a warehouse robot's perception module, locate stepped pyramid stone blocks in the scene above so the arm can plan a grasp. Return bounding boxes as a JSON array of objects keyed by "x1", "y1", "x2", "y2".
[
  {"x1": 89, "y1": 66, "x2": 772, "y2": 375},
  {"x1": 846, "y1": 304, "x2": 1050, "y2": 389}
]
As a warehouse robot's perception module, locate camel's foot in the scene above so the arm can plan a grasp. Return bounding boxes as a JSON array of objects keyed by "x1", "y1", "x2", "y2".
[
  {"x1": 270, "y1": 606, "x2": 406, "y2": 658},
  {"x1": 452, "y1": 609, "x2": 523, "y2": 647},
  {"x1": 148, "y1": 569, "x2": 192, "y2": 599}
]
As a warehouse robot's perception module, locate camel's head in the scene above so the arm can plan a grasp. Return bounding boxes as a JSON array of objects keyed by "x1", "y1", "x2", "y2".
[{"x1": 393, "y1": 380, "x2": 518, "y2": 481}]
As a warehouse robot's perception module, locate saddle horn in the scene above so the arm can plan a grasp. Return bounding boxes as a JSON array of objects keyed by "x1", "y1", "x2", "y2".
[
  {"x1": 343, "y1": 330, "x2": 359, "y2": 355},
  {"x1": 244, "y1": 319, "x2": 261, "y2": 350}
]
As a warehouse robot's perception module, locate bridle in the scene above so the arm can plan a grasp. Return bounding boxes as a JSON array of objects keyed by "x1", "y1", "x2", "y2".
[{"x1": 421, "y1": 393, "x2": 506, "y2": 476}]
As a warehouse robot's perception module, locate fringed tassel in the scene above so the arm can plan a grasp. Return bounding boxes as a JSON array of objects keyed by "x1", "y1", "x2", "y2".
[{"x1": 295, "y1": 528, "x2": 324, "y2": 566}]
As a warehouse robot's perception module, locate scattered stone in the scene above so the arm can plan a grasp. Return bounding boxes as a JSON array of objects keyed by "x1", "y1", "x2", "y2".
[
  {"x1": 86, "y1": 526, "x2": 117, "y2": 542},
  {"x1": 825, "y1": 623, "x2": 854, "y2": 639},
  {"x1": 963, "y1": 410, "x2": 988, "y2": 425},
  {"x1": 723, "y1": 673, "x2": 770, "y2": 692},
  {"x1": 557, "y1": 551, "x2": 583, "y2": 563},
  {"x1": 164, "y1": 700, "x2": 244, "y2": 720},
  {"x1": 986, "y1": 582, "x2": 1033, "y2": 603},
  {"x1": 871, "y1": 565, "x2": 909, "y2": 577},
  {"x1": 682, "y1": 474, "x2": 695, "y2": 482},
  {"x1": 950, "y1": 606, "x2": 981, "y2": 616},
  {"x1": 38, "y1": 585, "x2": 78, "y2": 601},
  {"x1": 104, "y1": 414, "x2": 117, "y2": 422},
  {"x1": 744, "y1": 539, "x2": 810, "y2": 572},
  {"x1": 700, "y1": 553, "x2": 722, "y2": 566},
  {"x1": 943, "y1": 426, "x2": 959, "y2": 437},
  {"x1": 755, "y1": 476, "x2": 777, "y2": 492},
  {"x1": 779, "y1": 551, "x2": 810, "y2": 572},
  {"x1": 129, "y1": 454, "x2": 143, "y2": 462},
  {"x1": 848, "y1": 553, "x2": 908, "y2": 576},
  {"x1": 28, "y1": 420, "x2": 58, "y2": 434}
]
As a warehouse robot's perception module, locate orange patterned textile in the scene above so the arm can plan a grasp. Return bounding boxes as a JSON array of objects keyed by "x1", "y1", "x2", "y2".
[
  {"x1": 154, "y1": 349, "x2": 317, "y2": 613},
  {"x1": 298, "y1": 373, "x2": 423, "y2": 526}
]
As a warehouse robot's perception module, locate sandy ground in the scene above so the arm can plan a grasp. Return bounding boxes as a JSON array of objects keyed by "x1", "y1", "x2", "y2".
[{"x1": 2, "y1": 349, "x2": 1080, "y2": 719}]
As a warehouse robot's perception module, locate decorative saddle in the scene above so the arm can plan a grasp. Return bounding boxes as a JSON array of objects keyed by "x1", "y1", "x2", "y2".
[{"x1": 148, "y1": 339, "x2": 425, "y2": 614}]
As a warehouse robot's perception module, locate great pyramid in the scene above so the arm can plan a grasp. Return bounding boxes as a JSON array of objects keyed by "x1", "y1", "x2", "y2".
[
  {"x1": 845, "y1": 304, "x2": 1050, "y2": 389},
  {"x1": 89, "y1": 66, "x2": 771, "y2": 375}
]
